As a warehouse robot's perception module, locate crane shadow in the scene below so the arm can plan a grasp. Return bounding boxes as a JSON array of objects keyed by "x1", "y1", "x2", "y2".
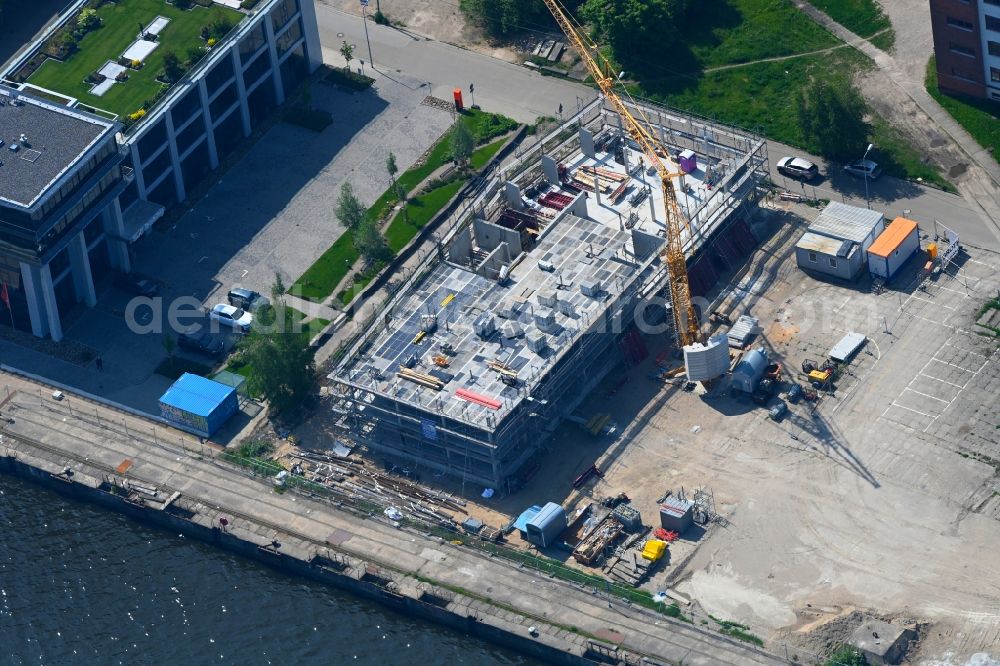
[{"x1": 784, "y1": 403, "x2": 880, "y2": 488}]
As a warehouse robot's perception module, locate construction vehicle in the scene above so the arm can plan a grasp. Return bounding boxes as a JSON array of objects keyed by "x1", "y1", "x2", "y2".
[{"x1": 540, "y1": 0, "x2": 700, "y2": 350}]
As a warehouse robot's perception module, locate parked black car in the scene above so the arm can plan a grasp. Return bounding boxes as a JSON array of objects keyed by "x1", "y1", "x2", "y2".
[
  {"x1": 114, "y1": 272, "x2": 159, "y2": 297},
  {"x1": 227, "y1": 287, "x2": 269, "y2": 311},
  {"x1": 177, "y1": 324, "x2": 226, "y2": 358}
]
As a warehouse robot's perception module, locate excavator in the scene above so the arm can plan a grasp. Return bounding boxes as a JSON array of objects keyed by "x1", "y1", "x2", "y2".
[{"x1": 540, "y1": 0, "x2": 701, "y2": 350}]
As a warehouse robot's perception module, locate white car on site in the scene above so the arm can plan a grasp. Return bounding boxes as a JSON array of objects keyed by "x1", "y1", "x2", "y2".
[{"x1": 210, "y1": 303, "x2": 253, "y2": 333}]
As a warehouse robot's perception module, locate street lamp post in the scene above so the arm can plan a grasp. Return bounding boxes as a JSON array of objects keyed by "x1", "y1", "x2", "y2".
[
  {"x1": 360, "y1": 0, "x2": 374, "y2": 65},
  {"x1": 861, "y1": 142, "x2": 874, "y2": 210}
]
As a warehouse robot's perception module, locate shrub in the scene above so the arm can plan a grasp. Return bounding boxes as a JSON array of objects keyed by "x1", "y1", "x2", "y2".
[
  {"x1": 210, "y1": 18, "x2": 233, "y2": 39},
  {"x1": 128, "y1": 108, "x2": 146, "y2": 121},
  {"x1": 200, "y1": 25, "x2": 210, "y2": 40},
  {"x1": 130, "y1": 59, "x2": 141, "y2": 69},
  {"x1": 185, "y1": 46, "x2": 204, "y2": 67},
  {"x1": 207, "y1": 37, "x2": 216, "y2": 47},
  {"x1": 60, "y1": 31, "x2": 78, "y2": 54},
  {"x1": 174, "y1": 0, "x2": 192, "y2": 9},
  {"x1": 78, "y1": 8, "x2": 101, "y2": 31},
  {"x1": 240, "y1": 0, "x2": 262, "y2": 8},
  {"x1": 115, "y1": 71, "x2": 128, "y2": 82},
  {"x1": 373, "y1": 10, "x2": 390, "y2": 25}
]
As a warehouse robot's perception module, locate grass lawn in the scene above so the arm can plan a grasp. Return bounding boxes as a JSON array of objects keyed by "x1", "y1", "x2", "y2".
[
  {"x1": 293, "y1": 233, "x2": 359, "y2": 301},
  {"x1": 807, "y1": 0, "x2": 892, "y2": 39},
  {"x1": 470, "y1": 137, "x2": 506, "y2": 169},
  {"x1": 28, "y1": 0, "x2": 240, "y2": 118},
  {"x1": 635, "y1": 49, "x2": 870, "y2": 149},
  {"x1": 293, "y1": 110, "x2": 517, "y2": 302},
  {"x1": 286, "y1": 307, "x2": 331, "y2": 338},
  {"x1": 385, "y1": 179, "x2": 466, "y2": 251},
  {"x1": 667, "y1": 0, "x2": 840, "y2": 73},
  {"x1": 925, "y1": 57, "x2": 1000, "y2": 161}
]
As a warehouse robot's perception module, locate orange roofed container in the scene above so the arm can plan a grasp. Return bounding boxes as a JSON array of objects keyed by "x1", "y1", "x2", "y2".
[{"x1": 867, "y1": 217, "x2": 920, "y2": 280}]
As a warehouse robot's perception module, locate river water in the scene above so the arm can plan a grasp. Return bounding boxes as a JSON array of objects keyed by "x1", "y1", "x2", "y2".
[{"x1": 0, "y1": 475, "x2": 541, "y2": 666}]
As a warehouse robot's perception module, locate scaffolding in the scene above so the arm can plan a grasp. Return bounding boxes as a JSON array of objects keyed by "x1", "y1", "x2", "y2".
[{"x1": 327, "y1": 98, "x2": 768, "y2": 490}]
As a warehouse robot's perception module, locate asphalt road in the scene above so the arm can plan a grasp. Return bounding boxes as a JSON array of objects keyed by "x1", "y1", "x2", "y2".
[{"x1": 318, "y1": 4, "x2": 1000, "y2": 251}]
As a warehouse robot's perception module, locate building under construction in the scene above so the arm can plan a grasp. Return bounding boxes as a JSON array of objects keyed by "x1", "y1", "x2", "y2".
[{"x1": 327, "y1": 98, "x2": 768, "y2": 490}]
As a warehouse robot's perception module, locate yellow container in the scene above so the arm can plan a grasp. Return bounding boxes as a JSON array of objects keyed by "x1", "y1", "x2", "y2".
[
  {"x1": 927, "y1": 242, "x2": 938, "y2": 260},
  {"x1": 641, "y1": 539, "x2": 667, "y2": 562}
]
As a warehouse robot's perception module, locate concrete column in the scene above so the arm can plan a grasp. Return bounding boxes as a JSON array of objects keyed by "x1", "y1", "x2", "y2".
[
  {"x1": 197, "y1": 79, "x2": 220, "y2": 170},
  {"x1": 129, "y1": 143, "x2": 147, "y2": 200},
  {"x1": 230, "y1": 46, "x2": 252, "y2": 137},
  {"x1": 163, "y1": 111, "x2": 187, "y2": 203},
  {"x1": 102, "y1": 198, "x2": 132, "y2": 273},
  {"x1": 264, "y1": 14, "x2": 285, "y2": 106},
  {"x1": 579, "y1": 127, "x2": 595, "y2": 158},
  {"x1": 541, "y1": 154, "x2": 559, "y2": 185},
  {"x1": 68, "y1": 232, "x2": 97, "y2": 307},
  {"x1": 297, "y1": 0, "x2": 323, "y2": 72},
  {"x1": 20, "y1": 262, "x2": 48, "y2": 338},
  {"x1": 101, "y1": 197, "x2": 132, "y2": 273},
  {"x1": 39, "y1": 265, "x2": 62, "y2": 342}
]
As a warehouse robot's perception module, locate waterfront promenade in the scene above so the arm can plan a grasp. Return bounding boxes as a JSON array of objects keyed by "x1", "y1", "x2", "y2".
[{"x1": 0, "y1": 369, "x2": 781, "y2": 666}]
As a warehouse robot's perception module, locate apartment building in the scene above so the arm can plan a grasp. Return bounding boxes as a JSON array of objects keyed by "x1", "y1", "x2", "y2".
[{"x1": 930, "y1": 0, "x2": 1000, "y2": 101}]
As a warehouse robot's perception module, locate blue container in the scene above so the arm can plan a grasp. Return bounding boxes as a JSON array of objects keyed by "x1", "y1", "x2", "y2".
[{"x1": 159, "y1": 373, "x2": 238, "y2": 437}]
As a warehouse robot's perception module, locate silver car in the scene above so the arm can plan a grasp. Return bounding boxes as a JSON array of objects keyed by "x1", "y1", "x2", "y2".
[
  {"x1": 843, "y1": 159, "x2": 882, "y2": 180},
  {"x1": 776, "y1": 156, "x2": 819, "y2": 181},
  {"x1": 210, "y1": 303, "x2": 253, "y2": 333}
]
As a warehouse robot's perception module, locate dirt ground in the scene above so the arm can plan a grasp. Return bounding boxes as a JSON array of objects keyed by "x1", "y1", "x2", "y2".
[
  {"x1": 419, "y1": 202, "x2": 999, "y2": 664},
  {"x1": 316, "y1": 0, "x2": 524, "y2": 62}
]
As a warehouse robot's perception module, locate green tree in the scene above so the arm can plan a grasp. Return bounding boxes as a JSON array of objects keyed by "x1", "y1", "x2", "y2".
[
  {"x1": 580, "y1": 0, "x2": 693, "y2": 76},
  {"x1": 450, "y1": 118, "x2": 474, "y2": 167},
  {"x1": 460, "y1": 0, "x2": 557, "y2": 38},
  {"x1": 162, "y1": 50, "x2": 184, "y2": 82},
  {"x1": 797, "y1": 77, "x2": 870, "y2": 162},
  {"x1": 240, "y1": 276, "x2": 316, "y2": 418},
  {"x1": 354, "y1": 218, "x2": 392, "y2": 264},
  {"x1": 335, "y1": 182, "x2": 365, "y2": 231},
  {"x1": 340, "y1": 40, "x2": 355, "y2": 70},
  {"x1": 386, "y1": 151, "x2": 398, "y2": 187},
  {"x1": 386, "y1": 152, "x2": 408, "y2": 222},
  {"x1": 78, "y1": 8, "x2": 101, "y2": 32}
]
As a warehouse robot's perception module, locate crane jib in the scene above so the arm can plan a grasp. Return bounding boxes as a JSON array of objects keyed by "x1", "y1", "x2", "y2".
[{"x1": 541, "y1": 0, "x2": 701, "y2": 348}]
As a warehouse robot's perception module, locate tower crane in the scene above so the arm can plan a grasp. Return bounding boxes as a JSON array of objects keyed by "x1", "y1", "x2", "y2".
[{"x1": 540, "y1": 0, "x2": 700, "y2": 348}]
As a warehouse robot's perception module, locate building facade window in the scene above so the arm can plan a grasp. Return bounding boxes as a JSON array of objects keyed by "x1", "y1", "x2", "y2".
[
  {"x1": 205, "y1": 55, "x2": 236, "y2": 91},
  {"x1": 992, "y1": 67, "x2": 1000, "y2": 82},
  {"x1": 808, "y1": 252, "x2": 817, "y2": 262},
  {"x1": 990, "y1": 41, "x2": 1000, "y2": 57},
  {"x1": 987, "y1": 0, "x2": 1000, "y2": 7},
  {"x1": 271, "y1": 0, "x2": 298, "y2": 32},
  {"x1": 951, "y1": 67, "x2": 979, "y2": 81},
  {"x1": 946, "y1": 16, "x2": 974, "y2": 30},
  {"x1": 950, "y1": 41, "x2": 976, "y2": 56},
  {"x1": 987, "y1": 14, "x2": 1000, "y2": 32},
  {"x1": 240, "y1": 22, "x2": 267, "y2": 62},
  {"x1": 828, "y1": 257, "x2": 838, "y2": 268},
  {"x1": 276, "y1": 18, "x2": 302, "y2": 55},
  {"x1": 243, "y1": 51, "x2": 271, "y2": 89}
]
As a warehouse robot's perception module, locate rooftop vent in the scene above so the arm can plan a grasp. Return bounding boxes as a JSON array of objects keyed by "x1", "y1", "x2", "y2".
[{"x1": 8, "y1": 143, "x2": 19, "y2": 152}]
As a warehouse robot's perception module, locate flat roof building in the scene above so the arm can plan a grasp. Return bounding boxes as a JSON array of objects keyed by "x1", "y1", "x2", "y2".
[
  {"x1": 328, "y1": 98, "x2": 768, "y2": 489},
  {"x1": 3, "y1": 0, "x2": 322, "y2": 254},
  {"x1": 796, "y1": 202, "x2": 884, "y2": 281},
  {"x1": 0, "y1": 0, "x2": 322, "y2": 340},
  {"x1": 0, "y1": 86, "x2": 130, "y2": 340}
]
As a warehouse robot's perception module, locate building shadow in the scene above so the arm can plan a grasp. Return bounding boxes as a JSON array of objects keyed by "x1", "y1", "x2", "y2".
[{"x1": 130, "y1": 82, "x2": 391, "y2": 314}]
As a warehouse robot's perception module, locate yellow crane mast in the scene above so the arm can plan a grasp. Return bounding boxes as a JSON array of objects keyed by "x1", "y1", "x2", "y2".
[{"x1": 540, "y1": 0, "x2": 700, "y2": 348}]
